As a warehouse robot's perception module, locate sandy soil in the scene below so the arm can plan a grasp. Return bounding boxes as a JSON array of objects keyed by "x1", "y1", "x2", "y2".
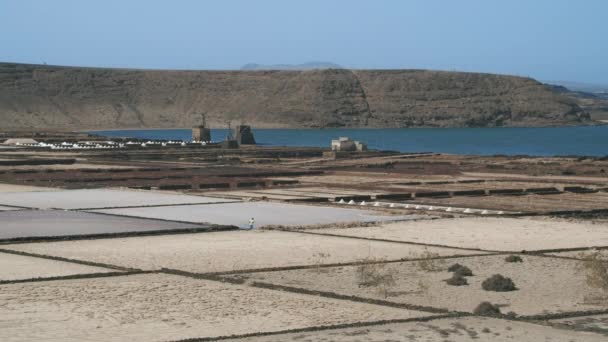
[
  {"x1": 204, "y1": 190, "x2": 311, "y2": 200},
  {"x1": 0, "y1": 205, "x2": 21, "y2": 211},
  {"x1": 547, "y1": 249, "x2": 608, "y2": 259},
  {"x1": 0, "y1": 188, "x2": 238, "y2": 209},
  {"x1": 226, "y1": 316, "x2": 608, "y2": 341},
  {"x1": 0, "y1": 183, "x2": 55, "y2": 193},
  {"x1": 281, "y1": 174, "x2": 412, "y2": 186},
  {"x1": 551, "y1": 314, "x2": 608, "y2": 335},
  {"x1": 0, "y1": 273, "x2": 429, "y2": 342},
  {"x1": 0, "y1": 163, "x2": 135, "y2": 171},
  {"x1": 204, "y1": 187, "x2": 395, "y2": 201},
  {"x1": 0, "y1": 252, "x2": 116, "y2": 281},
  {"x1": 462, "y1": 172, "x2": 608, "y2": 184},
  {"x1": 413, "y1": 192, "x2": 608, "y2": 212},
  {"x1": 224, "y1": 254, "x2": 607, "y2": 316},
  {"x1": 388, "y1": 180, "x2": 591, "y2": 192},
  {"x1": 3, "y1": 230, "x2": 484, "y2": 273},
  {"x1": 92, "y1": 202, "x2": 416, "y2": 228},
  {"x1": 261, "y1": 187, "x2": 389, "y2": 197},
  {"x1": 0, "y1": 209, "x2": 203, "y2": 240},
  {"x1": 316, "y1": 217, "x2": 608, "y2": 251},
  {"x1": 285, "y1": 174, "x2": 465, "y2": 186}
]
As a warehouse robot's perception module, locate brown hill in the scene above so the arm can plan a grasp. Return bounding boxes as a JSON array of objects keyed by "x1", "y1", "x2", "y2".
[{"x1": 0, "y1": 62, "x2": 591, "y2": 130}]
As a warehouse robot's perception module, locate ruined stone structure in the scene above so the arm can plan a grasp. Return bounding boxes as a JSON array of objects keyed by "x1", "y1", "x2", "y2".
[
  {"x1": 192, "y1": 114, "x2": 211, "y2": 142},
  {"x1": 235, "y1": 125, "x2": 256, "y2": 145},
  {"x1": 192, "y1": 126, "x2": 211, "y2": 142}
]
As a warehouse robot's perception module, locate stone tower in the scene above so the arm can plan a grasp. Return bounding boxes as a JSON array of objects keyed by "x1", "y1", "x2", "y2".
[
  {"x1": 192, "y1": 113, "x2": 211, "y2": 142},
  {"x1": 235, "y1": 125, "x2": 256, "y2": 145}
]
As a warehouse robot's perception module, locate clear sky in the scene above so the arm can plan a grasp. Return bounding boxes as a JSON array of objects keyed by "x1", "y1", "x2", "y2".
[{"x1": 1, "y1": 0, "x2": 606, "y2": 84}]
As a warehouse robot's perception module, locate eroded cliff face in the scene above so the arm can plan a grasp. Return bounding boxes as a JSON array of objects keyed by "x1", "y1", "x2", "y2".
[{"x1": 0, "y1": 63, "x2": 590, "y2": 130}]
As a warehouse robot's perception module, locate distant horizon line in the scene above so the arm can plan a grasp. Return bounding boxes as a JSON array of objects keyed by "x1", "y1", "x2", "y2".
[{"x1": 0, "y1": 60, "x2": 537, "y2": 78}]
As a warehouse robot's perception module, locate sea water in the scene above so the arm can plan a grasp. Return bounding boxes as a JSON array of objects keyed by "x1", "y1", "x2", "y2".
[{"x1": 91, "y1": 125, "x2": 608, "y2": 157}]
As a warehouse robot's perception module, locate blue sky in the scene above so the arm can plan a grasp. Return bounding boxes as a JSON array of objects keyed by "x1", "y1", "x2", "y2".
[{"x1": 1, "y1": 0, "x2": 606, "y2": 83}]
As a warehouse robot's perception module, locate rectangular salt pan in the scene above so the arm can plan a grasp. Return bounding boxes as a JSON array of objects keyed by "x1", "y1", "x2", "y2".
[{"x1": 0, "y1": 188, "x2": 238, "y2": 209}]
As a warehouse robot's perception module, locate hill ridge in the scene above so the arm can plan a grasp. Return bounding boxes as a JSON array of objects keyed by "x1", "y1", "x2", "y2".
[{"x1": 0, "y1": 62, "x2": 591, "y2": 130}]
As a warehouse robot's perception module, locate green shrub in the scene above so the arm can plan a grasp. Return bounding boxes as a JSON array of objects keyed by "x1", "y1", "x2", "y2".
[
  {"x1": 445, "y1": 273, "x2": 468, "y2": 286},
  {"x1": 482, "y1": 274, "x2": 517, "y2": 292},
  {"x1": 447, "y1": 263, "x2": 473, "y2": 276},
  {"x1": 473, "y1": 302, "x2": 501, "y2": 316},
  {"x1": 415, "y1": 250, "x2": 446, "y2": 272},
  {"x1": 505, "y1": 255, "x2": 523, "y2": 263}
]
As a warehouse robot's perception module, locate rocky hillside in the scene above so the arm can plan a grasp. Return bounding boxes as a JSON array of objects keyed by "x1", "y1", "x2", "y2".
[
  {"x1": 0, "y1": 62, "x2": 591, "y2": 130},
  {"x1": 545, "y1": 83, "x2": 608, "y2": 121}
]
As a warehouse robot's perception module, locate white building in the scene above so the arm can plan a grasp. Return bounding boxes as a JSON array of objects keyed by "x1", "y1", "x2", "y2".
[{"x1": 331, "y1": 137, "x2": 367, "y2": 152}]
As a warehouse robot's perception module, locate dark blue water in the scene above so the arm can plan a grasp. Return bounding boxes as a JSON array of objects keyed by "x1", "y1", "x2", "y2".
[{"x1": 91, "y1": 126, "x2": 608, "y2": 157}]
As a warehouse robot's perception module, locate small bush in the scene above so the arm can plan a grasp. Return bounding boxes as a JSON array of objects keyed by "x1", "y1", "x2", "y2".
[
  {"x1": 482, "y1": 274, "x2": 517, "y2": 292},
  {"x1": 311, "y1": 252, "x2": 331, "y2": 273},
  {"x1": 356, "y1": 259, "x2": 397, "y2": 298},
  {"x1": 505, "y1": 255, "x2": 523, "y2": 263},
  {"x1": 415, "y1": 250, "x2": 446, "y2": 272},
  {"x1": 445, "y1": 273, "x2": 468, "y2": 286},
  {"x1": 473, "y1": 302, "x2": 501, "y2": 316},
  {"x1": 578, "y1": 252, "x2": 608, "y2": 292},
  {"x1": 447, "y1": 263, "x2": 473, "y2": 276}
]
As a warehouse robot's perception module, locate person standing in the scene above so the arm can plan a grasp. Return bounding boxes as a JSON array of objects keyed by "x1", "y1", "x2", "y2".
[{"x1": 248, "y1": 217, "x2": 255, "y2": 230}]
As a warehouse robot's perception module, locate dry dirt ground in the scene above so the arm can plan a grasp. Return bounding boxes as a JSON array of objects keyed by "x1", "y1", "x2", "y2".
[
  {"x1": 547, "y1": 250, "x2": 608, "y2": 259},
  {"x1": 3, "y1": 219, "x2": 608, "y2": 340},
  {"x1": 0, "y1": 205, "x2": 21, "y2": 211},
  {"x1": 2, "y1": 208, "x2": 608, "y2": 341},
  {"x1": 3, "y1": 152, "x2": 608, "y2": 341},
  {"x1": 0, "y1": 274, "x2": 429, "y2": 342},
  {"x1": 222, "y1": 316, "x2": 608, "y2": 341},
  {"x1": 0, "y1": 252, "x2": 116, "y2": 281},
  {"x1": 550, "y1": 314, "x2": 608, "y2": 336},
  {"x1": 315, "y1": 217, "x2": 608, "y2": 252},
  {"x1": 411, "y1": 192, "x2": 608, "y2": 213},
  {"x1": 0, "y1": 163, "x2": 135, "y2": 171},
  {"x1": 2, "y1": 230, "x2": 484, "y2": 273},
  {"x1": 223, "y1": 254, "x2": 605, "y2": 316},
  {"x1": 0, "y1": 188, "x2": 238, "y2": 210},
  {"x1": 0, "y1": 183, "x2": 54, "y2": 193}
]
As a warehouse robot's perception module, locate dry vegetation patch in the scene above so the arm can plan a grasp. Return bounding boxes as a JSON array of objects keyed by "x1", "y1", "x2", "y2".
[
  {"x1": 578, "y1": 251, "x2": 608, "y2": 304},
  {"x1": 355, "y1": 258, "x2": 397, "y2": 298},
  {"x1": 221, "y1": 255, "x2": 606, "y2": 315},
  {"x1": 415, "y1": 250, "x2": 447, "y2": 272}
]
